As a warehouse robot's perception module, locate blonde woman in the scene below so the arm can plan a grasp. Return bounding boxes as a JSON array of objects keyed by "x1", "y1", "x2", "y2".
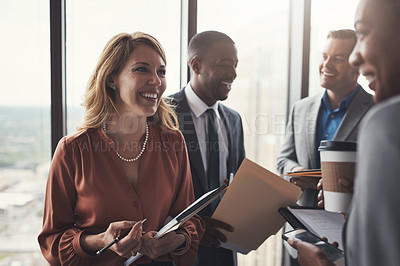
[{"x1": 38, "y1": 32, "x2": 204, "y2": 266}]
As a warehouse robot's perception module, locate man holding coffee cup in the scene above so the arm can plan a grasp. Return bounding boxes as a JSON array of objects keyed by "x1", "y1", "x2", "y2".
[
  {"x1": 277, "y1": 29, "x2": 374, "y2": 208},
  {"x1": 318, "y1": 140, "x2": 357, "y2": 213},
  {"x1": 288, "y1": 0, "x2": 400, "y2": 265}
]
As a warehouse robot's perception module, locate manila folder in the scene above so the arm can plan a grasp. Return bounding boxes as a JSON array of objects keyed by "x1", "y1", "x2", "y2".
[{"x1": 212, "y1": 158, "x2": 302, "y2": 254}]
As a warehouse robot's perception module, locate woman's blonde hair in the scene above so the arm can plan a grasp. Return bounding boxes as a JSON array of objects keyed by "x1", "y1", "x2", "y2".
[{"x1": 79, "y1": 32, "x2": 178, "y2": 130}]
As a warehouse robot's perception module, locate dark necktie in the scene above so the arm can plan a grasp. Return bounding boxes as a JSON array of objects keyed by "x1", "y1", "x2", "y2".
[{"x1": 206, "y1": 109, "x2": 220, "y2": 214}]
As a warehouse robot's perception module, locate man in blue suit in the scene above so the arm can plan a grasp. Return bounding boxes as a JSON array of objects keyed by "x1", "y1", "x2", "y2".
[{"x1": 170, "y1": 31, "x2": 245, "y2": 266}]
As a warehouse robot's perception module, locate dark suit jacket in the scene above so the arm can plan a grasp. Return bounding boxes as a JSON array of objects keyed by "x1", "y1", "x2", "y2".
[
  {"x1": 170, "y1": 89, "x2": 245, "y2": 266},
  {"x1": 276, "y1": 86, "x2": 374, "y2": 206}
]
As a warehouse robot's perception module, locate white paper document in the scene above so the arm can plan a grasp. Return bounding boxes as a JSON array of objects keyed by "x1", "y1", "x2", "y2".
[{"x1": 287, "y1": 207, "x2": 346, "y2": 250}]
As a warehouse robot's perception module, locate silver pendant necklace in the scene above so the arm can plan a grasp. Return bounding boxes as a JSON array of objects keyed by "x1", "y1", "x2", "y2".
[{"x1": 102, "y1": 123, "x2": 149, "y2": 162}]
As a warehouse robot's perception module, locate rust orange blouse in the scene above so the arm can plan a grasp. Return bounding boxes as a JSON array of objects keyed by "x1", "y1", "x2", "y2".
[{"x1": 38, "y1": 124, "x2": 205, "y2": 266}]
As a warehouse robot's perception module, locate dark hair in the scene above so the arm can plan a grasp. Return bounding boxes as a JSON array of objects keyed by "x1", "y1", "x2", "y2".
[{"x1": 188, "y1": 30, "x2": 235, "y2": 62}]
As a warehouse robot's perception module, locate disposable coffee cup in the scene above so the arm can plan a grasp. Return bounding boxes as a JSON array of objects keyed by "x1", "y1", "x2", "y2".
[{"x1": 318, "y1": 140, "x2": 357, "y2": 213}]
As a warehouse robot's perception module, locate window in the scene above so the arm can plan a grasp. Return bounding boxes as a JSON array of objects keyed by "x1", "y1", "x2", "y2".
[
  {"x1": 0, "y1": 1, "x2": 368, "y2": 265},
  {"x1": 197, "y1": 1, "x2": 291, "y2": 265},
  {"x1": 0, "y1": 0, "x2": 50, "y2": 264},
  {"x1": 66, "y1": 0, "x2": 182, "y2": 133}
]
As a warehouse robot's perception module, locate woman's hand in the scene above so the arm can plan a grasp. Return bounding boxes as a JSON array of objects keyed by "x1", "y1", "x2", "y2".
[
  {"x1": 104, "y1": 220, "x2": 144, "y2": 258},
  {"x1": 139, "y1": 230, "x2": 186, "y2": 259},
  {"x1": 81, "y1": 220, "x2": 144, "y2": 258}
]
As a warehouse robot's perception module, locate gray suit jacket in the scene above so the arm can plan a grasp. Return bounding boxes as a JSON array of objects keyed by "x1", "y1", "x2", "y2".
[
  {"x1": 170, "y1": 89, "x2": 245, "y2": 266},
  {"x1": 345, "y1": 94, "x2": 400, "y2": 266},
  {"x1": 276, "y1": 86, "x2": 374, "y2": 206}
]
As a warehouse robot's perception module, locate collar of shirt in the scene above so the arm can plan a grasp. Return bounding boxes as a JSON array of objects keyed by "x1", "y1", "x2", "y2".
[
  {"x1": 315, "y1": 84, "x2": 360, "y2": 168},
  {"x1": 183, "y1": 83, "x2": 229, "y2": 186},
  {"x1": 321, "y1": 84, "x2": 360, "y2": 112},
  {"x1": 184, "y1": 83, "x2": 220, "y2": 118}
]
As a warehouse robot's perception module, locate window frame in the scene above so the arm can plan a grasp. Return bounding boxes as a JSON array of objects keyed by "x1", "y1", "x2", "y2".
[
  {"x1": 50, "y1": 0, "x2": 201, "y2": 155},
  {"x1": 50, "y1": 0, "x2": 311, "y2": 154}
]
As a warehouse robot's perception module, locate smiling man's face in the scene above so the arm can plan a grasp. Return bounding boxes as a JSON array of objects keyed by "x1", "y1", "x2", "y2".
[{"x1": 319, "y1": 37, "x2": 359, "y2": 94}]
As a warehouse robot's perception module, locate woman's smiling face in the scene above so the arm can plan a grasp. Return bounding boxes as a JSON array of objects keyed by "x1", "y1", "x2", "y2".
[
  {"x1": 113, "y1": 44, "x2": 166, "y2": 117},
  {"x1": 349, "y1": 0, "x2": 400, "y2": 102}
]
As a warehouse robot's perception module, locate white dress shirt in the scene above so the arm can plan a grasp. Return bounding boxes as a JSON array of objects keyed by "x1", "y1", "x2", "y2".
[{"x1": 184, "y1": 83, "x2": 229, "y2": 186}]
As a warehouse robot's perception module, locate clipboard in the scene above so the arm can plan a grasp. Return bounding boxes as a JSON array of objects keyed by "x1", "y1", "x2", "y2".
[
  {"x1": 279, "y1": 206, "x2": 345, "y2": 250},
  {"x1": 124, "y1": 184, "x2": 228, "y2": 265},
  {"x1": 278, "y1": 206, "x2": 306, "y2": 230},
  {"x1": 283, "y1": 169, "x2": 322, "y2": 178}
]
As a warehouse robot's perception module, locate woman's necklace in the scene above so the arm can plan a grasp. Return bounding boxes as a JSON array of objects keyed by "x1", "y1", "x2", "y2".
[{"x1": 102, "y1": 123, "x2": 149, "y2": 162}]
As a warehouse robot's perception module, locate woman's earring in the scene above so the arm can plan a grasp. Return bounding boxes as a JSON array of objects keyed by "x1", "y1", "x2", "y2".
[{"x1": 111, "y1": 85, "x2": 117, "y2": 91}]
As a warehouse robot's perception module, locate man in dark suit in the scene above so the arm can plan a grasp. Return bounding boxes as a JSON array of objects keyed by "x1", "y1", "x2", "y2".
[{"x1": 170, "y1": 31, "x2": 245, "y2": 266}]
